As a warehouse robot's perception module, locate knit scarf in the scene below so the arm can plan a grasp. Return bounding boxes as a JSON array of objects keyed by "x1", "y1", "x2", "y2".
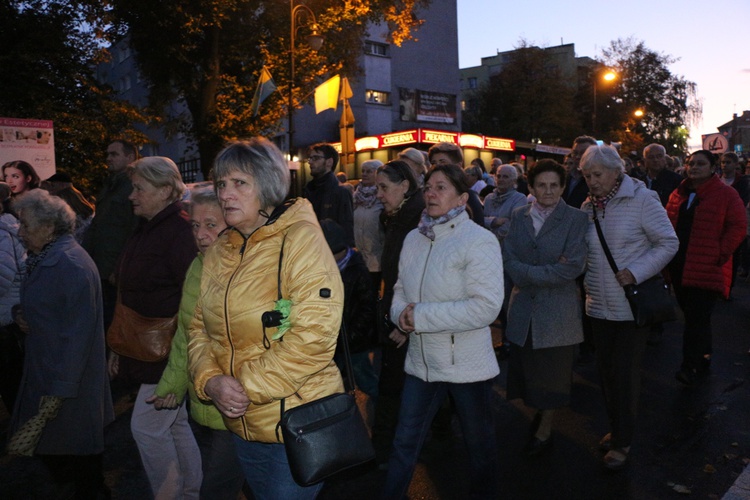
[
  {"x1": 353, "y1": 184, "x2": 380, "y2": 209},
  {"x1": 418, "y1": 205, "x2": 466, "y2": 241},
  {"x1": 531, "y1": 198, "x2": 560, "y2": 221}
]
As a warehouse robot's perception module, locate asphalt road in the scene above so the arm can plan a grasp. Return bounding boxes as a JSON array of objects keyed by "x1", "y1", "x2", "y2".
[{"x1": 1, "y1": 281, "x2": 749, "y2": 499}]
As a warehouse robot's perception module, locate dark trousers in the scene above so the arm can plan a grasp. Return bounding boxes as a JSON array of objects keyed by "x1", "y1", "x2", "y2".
[
  {"x1": 672, "y1": 284, "x2": 718, "y2": 370},
  {"x1": 38, "y1": 453, "x2": 105, "y2": 499},
  {"x1": 382, "y1": 375, "x2": 498, "y2": 500},
  {"x1": 590, "y1": 317, "x2": 649, "y2": 449},
  {"x1": 191, "y1": 423, "x2": 246, "y2": 500},
  {"x1": 372, "y1": 344, "x2": 408, "y2": 464},
  {"x1": 0, "y1": 323, "x2": 24, "y2": 412}
]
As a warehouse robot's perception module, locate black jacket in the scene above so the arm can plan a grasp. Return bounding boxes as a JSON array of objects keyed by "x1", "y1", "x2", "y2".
[
  {"x1": 562, "y1": 175, "x2": 589, "y2": 209},
  {"x1": 647, "y1": 168, "x2": 682, "y2": 207},
  {"x1": 340, "y1": 250, "x2": 377, "y2": 353},
  {"x1": 304, "y1": 171, "x2": 355, "y2": 246}
]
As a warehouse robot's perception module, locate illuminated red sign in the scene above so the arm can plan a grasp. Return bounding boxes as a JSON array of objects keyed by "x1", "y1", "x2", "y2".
[{"x1": 484, "y1": 136, "x2": 515, "y2": 151}]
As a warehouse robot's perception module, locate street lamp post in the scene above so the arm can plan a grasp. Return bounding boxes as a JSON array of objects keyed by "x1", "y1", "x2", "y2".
[
  {"x1": 288, "y1": 0, "x2": 323, "y2": 160},
  {"x1": 592, "y1": 69, "x2": 617, "y2": 135}
]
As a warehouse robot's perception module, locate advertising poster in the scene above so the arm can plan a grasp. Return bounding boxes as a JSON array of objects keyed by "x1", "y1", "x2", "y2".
[
  {"x1": 399, "y1": 89, "x2": 456, "y2": 124},
  {"x1": 0, "y1": 118, "x2": 56, "y2": 180}
]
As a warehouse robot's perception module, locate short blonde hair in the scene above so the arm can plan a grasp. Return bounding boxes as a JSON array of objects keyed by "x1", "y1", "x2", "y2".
[{"x1": 131, "y1": 157, "x2": 186, "y2": 203}]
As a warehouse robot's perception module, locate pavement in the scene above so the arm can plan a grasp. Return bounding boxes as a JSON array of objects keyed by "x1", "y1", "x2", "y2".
[{"x1": 1, "y1": 280, "x2": 749, "y2": 499}]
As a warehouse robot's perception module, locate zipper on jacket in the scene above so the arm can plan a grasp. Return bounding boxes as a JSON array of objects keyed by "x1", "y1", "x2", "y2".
[
  {"x1": 451, "y1": 334, "x2": 455, "y2": 365},
  {"x1": 417, "y1": 241, "x2": 433, "y2": 381},
  {"x1": 223, "y1": 231, "x2": 250, "y2": 437}
]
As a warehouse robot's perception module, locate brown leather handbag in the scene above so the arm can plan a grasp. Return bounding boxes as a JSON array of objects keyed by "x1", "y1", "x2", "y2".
[{"x1": 106, "y1": 300, "x2": 177, "y2": 362}]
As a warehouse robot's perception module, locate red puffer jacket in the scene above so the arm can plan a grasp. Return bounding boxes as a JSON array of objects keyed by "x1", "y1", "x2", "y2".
[{"x1": 666, "y1": 175, "x2": 747, "y2": 297}]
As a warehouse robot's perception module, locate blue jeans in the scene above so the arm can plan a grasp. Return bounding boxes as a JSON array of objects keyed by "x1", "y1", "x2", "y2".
[
  {"x1": 382, "y1": 375, "x2": 498, "y2": 499},
  {"x1": 232, "y1": 436, "x2": 323, "y2": 500}
]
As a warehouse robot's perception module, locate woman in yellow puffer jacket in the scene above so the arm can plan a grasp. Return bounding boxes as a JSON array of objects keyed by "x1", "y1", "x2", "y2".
[{"x1": 188, "y1": 138, "x2": 344, "y2": 499}]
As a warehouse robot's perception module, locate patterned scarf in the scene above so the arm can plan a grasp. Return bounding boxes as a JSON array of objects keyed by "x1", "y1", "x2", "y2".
[
  {"x1": 485, "y1": 189, "x2": 517, "y2": 211},
  {"x1": 353, "y1": 184, "x2": 381, "y2": 209},
  {"x1": 25, "y1": 236, "x2": 58, "y2": 276},
  {"x1": 590, "y1": 176, "x2": 623, "y2": 217},
  {"x1": 418, "y1": 205, "x2": 466, "y2": 241}
]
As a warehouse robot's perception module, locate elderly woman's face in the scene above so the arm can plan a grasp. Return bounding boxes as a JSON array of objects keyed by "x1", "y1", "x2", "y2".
[
  {"x1": 530, "y1": 171, "x2": 564, "y2": 209},
  {"x1": 215, "y1": 170, "x2": 265, "y2": 235},
  {"x1": 129, "y1": 173, "x2": 171, "y2": 220},
  {"x1": 582, "y1": 163, "x2": 620, "y2": 198},
  {"x1": 424, "y1": 171, "x2": 468, "y2": 218},
  {"x1": 191, "y1": 202, "x2": 227, "y2": 254},
  {"x1": 375, "y1": 172, "x2": 409, "y2": 214},
  {"x1": 18, "y1": 212, "x2": 54, "y2": 254}
]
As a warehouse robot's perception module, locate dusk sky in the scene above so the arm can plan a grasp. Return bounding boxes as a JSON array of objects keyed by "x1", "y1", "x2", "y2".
[{"x1": 456, "y1": 0, "x2": 750, "y2": 151}]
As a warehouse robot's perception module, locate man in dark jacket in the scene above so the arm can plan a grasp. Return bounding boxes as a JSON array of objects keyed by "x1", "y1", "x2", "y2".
[
  {"x1": 303, "y1": 143, "x2": 355, "y2": 246},
  {"x1": 563, "y1": 135, "x2": 596, "y2": 209},
  {"x1": 83, "y1": 140, "x2": 141, "y2": 328},
  {"x1": 721, "y1": 152, "x2": 750, "y2": 287},
  {"x1": 643, "y1": 143, "x2": 682, "y2": 207}
]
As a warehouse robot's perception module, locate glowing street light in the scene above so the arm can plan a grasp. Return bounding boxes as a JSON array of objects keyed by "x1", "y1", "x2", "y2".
[
  {"x1": 592, "y1": 68, "x2": 618, "y2": 135},
  {"x1": 634, "y1": 109, "x2": 644, "y2": 118}
]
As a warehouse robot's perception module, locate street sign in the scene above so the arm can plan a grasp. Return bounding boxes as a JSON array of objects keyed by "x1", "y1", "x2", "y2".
[
  {"x1": 735, "y1": 144, "x2": 743, "y2": 153},
  {"x1": 702, "y1": 133, "x2": 729, "y2": 153}
]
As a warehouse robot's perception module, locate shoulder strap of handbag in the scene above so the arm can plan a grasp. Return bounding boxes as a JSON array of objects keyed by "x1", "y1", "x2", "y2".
[
  {"x1": 591, "y1": 204, "x2": 620, "y2": 275},
  {"x1": 275, "y1": 237, "x2": 357, "y2": 437}
]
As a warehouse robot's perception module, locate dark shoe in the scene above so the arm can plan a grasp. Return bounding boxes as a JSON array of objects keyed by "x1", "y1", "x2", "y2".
[
  {"x1": 603, "y1": 447, "x2": 630, "y2": 470},
  {"x1": 675, "y1": 367, "x2": 707, "y2": 386},
  {"x1": 598, "y1": 432, "x2": 612, "y2": 452},
  {"x1": 494, "y1": 344, "x2": 510, "y2": 361},
  {"x1": 523, "y1": 435, "x2": 554, "y2": 456}
]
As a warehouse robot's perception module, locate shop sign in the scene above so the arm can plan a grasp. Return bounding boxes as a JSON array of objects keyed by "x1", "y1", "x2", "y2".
[
  {"x1": 459, "y1": 134, "x2": 484, "y2": 149},
  {"x1": 381, "y1": 130, "x2": 419, "y2": 147},
  {"x1": 484, "y1": 136, "x2": 515, "y2": 151},
  {"x1": 420, "y1": 129, "x2": 459, "y2": 144}
]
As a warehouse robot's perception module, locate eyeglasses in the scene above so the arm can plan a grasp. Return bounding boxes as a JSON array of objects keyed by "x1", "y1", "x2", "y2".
[{"x1": 306, "y1": 155, "x2": 325, "y2": 163}]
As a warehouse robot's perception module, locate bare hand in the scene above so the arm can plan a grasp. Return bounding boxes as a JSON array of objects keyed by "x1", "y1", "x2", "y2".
[
  {"x1": 15, "y1": 309, "x2": 29, "y2": 334},
  {"x1": 388, "y1": 328, "x2": 408, "y2": 348},
  {"x1": 205, "y1": 375, "x2": 250, "y2": 418},
  {"x1": 616, "y1": 268, "x2": 636, "y2": 287},
  {"x1": 398, "y1": 303, "x2": 416, "y2": 333},
  {"x1": 491, "y1": 217, "x2": 509, "y2": 229},
  {"x1": 145, "y1": 392, "x2": 178, "y2": 410},
  {"x1": 107, "y1": 352, "x2": 119, "y2": 379}
]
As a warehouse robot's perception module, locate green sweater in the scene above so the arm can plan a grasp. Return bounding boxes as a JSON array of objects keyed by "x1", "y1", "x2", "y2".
[{"x1": 155, "y1": 254, "x2": 227, "y2": 430}]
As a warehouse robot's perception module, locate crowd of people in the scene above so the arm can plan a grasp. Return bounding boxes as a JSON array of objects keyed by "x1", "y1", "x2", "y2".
[{"x1": 0, "y1": 134, "x2": 748, "y2": 499}]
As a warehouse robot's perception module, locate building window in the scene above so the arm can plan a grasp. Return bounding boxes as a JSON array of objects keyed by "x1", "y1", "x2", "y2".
[
  {"x1": 468, "y1": 77, "x2": 478, "y2": 89},
  {"x1": 461, "y1": 100, "x2": 466, "y2": 111},
  {"x1": 366, "y1": 90, "x2": 391, "y2": 105},
  {"x1": 364, "y1": 41, "x2": 389, "y2": 57}
]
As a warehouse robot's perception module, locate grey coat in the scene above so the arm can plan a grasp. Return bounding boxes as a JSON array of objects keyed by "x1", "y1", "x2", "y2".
[
  {"x1": 10, "y1": 234, "x2": 114, "y2": 455},
  {"x1": 503, "y1": 202, "x2": 588, "y2": 349}
]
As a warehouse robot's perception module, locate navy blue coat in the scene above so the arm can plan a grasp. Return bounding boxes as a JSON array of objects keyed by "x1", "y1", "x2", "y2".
[{"x1": 11, "y1": 234, "x2": 114, "y2": 455}]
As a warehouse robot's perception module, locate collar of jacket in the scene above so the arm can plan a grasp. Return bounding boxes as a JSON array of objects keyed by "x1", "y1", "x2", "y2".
[
  {"x1": 36, "y1": 234, "x2": 76, "y2": 269},
  {"x1": 307, "y1": 170, "x2": 337, "y2": 191},
  {"x1": 680, "y1": 173, "x2": 722, "y2": 197},
  {"x1": 424, "y1": 209, "x2": 469, "y2": 240},
  {"x1": 137, "y1": 201, "x2": 187, "y2": 234},
  {"x1": 222, "y1": 198, "x2": 314, "y2": 250}
]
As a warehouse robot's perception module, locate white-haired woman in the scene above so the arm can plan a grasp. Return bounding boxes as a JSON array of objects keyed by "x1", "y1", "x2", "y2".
[
  {"x1": 353, "y1": 159, "x2": 385, "y2": 290},
  {"x1": 188, "y1": 138, "x2": 344, "y2": 498},
  {"x1": 10, "y1": 190, "x2": 113, "y2": 497},
  {"x1": 483, "y1": 165, "x2": 528, "y2": 244},
  {"x1": 108, "y1": 156, "x2": 202, "y2": 498},
  {"x1": 580, "y1": 145, "x2": 678, "y2": 470},
  {"x1": 397, "y1": 147, "x2": 427, "y2": 187}
]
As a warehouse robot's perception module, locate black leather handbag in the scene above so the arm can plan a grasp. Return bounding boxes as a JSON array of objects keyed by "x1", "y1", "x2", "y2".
[
  {"x1": 278, "y1": 322, "x2": 375, "y2": 486},
  {"x1": 592, "y1": 204, "x2": 676, "y2": 328}
]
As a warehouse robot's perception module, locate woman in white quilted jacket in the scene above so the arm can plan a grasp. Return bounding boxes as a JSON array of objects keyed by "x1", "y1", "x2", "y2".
[{"x1": 381, "y1": 163, "x2": 503, "y2": 500}]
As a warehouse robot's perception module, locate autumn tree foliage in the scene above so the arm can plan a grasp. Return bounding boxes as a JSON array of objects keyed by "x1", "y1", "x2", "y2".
[
  {"x1": 0, "y1": 1, "x2": 150, "y2": 196},
  {"x1": 110, "y1": 0, "x2": 429, "y2": 178}
]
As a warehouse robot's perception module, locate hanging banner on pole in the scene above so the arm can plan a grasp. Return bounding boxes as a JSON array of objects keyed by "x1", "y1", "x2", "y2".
[{"x1": 0, "y1": 118, "x2": 56, "y2": 180}]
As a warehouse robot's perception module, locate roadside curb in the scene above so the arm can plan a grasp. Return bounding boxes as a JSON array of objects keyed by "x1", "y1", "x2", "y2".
[{"x1": 724, "y1": 463, "x2": 750, "y2": 500}]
